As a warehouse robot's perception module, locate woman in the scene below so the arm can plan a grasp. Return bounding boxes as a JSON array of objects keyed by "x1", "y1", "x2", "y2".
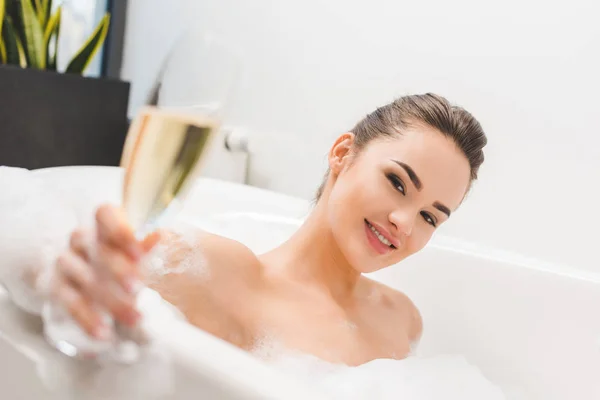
[{"x1": 50, "y1": 93, "x2": 487, "y2": 366}]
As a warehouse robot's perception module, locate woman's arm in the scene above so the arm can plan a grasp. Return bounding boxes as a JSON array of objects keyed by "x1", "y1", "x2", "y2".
[
  {"x1": 141, "y1": 224, "x2": 263, "y2": 346},
  {"x1": 0, "y1": 163, "x2": 261, "y2": 348}
]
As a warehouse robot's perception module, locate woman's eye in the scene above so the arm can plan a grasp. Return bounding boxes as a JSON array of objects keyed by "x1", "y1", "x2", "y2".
[
  {"x1": 420, "y1": 211, "x2": 437, "y2": 227},
  {"x1": 386, "y1": 173, "x2": 406, "y2": 195}
]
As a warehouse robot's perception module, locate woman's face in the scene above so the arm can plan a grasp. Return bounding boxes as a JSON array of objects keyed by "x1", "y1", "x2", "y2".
[{"x1": 326, "y1": 125, "x2": 471, "y2": 273}]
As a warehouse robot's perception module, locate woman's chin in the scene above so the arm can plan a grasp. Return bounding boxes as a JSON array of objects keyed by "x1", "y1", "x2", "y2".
[
  {"x1": 349, "y1": 250, "x2": 387, "y2": 274},
  {"x1": 335, "y1": 231, "x2": 388, "y2": 273},
  {"x1": 354, "y1": 247, "x2": 407, "y2": 274}
]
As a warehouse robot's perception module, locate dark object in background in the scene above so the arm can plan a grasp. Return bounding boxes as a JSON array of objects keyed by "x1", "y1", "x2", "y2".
[
  {"x1": 0, "y1": 65, "x2": 130, "y2": 169},
  {"x1": 103, "y1": 0, "x2": 129, "y2": 79}
]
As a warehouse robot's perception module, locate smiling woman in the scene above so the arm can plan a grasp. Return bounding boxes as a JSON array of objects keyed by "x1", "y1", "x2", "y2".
[
  {"x1": 312, "y1": 93, "x2": 486, "y2": 273},
  {"x1": 43, "y1": 92, "x2": 488, "y2": 366}
]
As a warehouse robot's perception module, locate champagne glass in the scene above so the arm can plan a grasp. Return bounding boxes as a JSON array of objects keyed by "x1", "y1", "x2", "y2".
[
  {"x1": 120, "y1": 105, "x2": 221, "y2": 239},
  {"x1": 116, "y1": 105, "x2": 222, "y2": 357},
  {"x1": 122, "y1": 27, "x2": 241, "y2": 234},
  {"x1": 43, "y1": 30, "x2": 240, "y2": 362},
  {"x1": 113, "y1": 29, "x2": 241, "y2": 361}
]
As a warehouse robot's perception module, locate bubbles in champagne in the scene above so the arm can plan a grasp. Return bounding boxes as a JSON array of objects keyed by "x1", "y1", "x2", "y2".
[{"x1": 121, "y1": 107, "x2": 219, "y2": 233}]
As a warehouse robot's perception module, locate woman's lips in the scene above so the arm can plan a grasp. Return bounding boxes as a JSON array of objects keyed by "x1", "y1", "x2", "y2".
[{"x1": 364, "y1": 219, "x2": 396, "y2": 255}]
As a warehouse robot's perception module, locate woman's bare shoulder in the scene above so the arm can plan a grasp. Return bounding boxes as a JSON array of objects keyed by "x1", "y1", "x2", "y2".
[
  {"x1": 152, "y1": 227, "x2": 263, "y2": 280},
  {"x1": 197, "y1": 231, "x2": 262, "y2": 274},
  {"x1": 363, "y1": 277, "x2": 423, "y2": 344}
]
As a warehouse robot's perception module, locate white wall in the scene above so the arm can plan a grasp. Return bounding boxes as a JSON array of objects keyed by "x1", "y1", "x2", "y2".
[{"x1": 121, "y1": 0, "x2": 600, "y2": 273}]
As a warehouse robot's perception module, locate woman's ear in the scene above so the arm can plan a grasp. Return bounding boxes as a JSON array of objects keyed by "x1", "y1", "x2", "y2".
[{"x1": 328, "y1": 132, "x2": 355, "y2": 176}]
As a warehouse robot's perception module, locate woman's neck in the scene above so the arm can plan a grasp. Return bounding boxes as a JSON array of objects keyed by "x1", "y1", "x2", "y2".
[{"x1": 259, "y1": 198, "x2": 361, "y2": 303}]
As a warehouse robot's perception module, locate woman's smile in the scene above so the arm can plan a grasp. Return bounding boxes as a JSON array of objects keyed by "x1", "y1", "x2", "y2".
[{"x1": 364, "y1": 219, "x2": 398, "y2": 255}]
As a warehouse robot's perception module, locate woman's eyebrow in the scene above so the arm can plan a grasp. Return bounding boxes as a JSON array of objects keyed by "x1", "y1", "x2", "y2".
[
  {"x1": 433, "y1": 202, "x2": 451, "y2": 217},
  {"x1": 390, "y1": 159, "x2": 451, "y2": 217},
  {"x1": 391, "y1": 160, "x2": 422, "y2": 190}
]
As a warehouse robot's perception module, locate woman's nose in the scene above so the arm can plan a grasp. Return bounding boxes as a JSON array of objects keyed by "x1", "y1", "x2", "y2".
[{"x1": 389, "y1": 210, "x2": 416, "y2": 237}]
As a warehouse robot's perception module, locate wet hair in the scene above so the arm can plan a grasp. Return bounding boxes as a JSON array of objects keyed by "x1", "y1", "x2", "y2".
[{"x1": 315, "y1": 93, "x2": 487, "y2": 200}]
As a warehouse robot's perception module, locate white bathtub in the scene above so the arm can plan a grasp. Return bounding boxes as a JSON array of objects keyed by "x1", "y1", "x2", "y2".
[{"x1": 0, "y1": 166, "x2": 598, "y2": 399}]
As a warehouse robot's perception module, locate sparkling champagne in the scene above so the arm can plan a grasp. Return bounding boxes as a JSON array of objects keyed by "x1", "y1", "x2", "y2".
[{"x1": 121, "y1": 106, "x2": 220, "y2": 233}]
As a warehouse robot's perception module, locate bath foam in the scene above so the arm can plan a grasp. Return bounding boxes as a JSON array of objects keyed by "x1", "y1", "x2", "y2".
[
  {"x1": 141, "y1": 220, "x2": 210, "y2": 280},
  {"x1": 249, "y1": 334, "x2": 507, "y2": 399},
  {"x1": 247, "y1": 329, "x2": 288, "y2": 361},
  {"x1": 266, "y1": 352, "x2": 508, "y2": 400},
  {"x1": 0, "y1": 167, "x2": 79, "y2": 314}
]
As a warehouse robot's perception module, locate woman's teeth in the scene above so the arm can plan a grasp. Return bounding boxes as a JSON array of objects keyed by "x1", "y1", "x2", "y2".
[{"x1": 367, "y1": 221, "x2": 394, "y2": 248}]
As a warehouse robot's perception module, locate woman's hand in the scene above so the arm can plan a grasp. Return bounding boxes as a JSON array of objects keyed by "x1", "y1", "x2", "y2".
[{"x1": 50, "y1": 204, "x2": 160, "y2": 340}]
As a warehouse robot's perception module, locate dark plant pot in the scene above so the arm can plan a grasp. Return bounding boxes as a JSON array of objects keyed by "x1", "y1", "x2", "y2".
[{"x1": 0, "y1": 65, "x2": 130, "y2": 169}]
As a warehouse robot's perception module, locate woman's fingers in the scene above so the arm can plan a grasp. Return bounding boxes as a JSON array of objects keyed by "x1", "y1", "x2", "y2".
[
  {"x1": 69, "y1": 228, "x2": 93, "y2": 261},
  {"x1": 90, "y1": 244, "x2": 142, "y2": 326},
  {"x1": 90, "y1": 279, "x2": 140, "y2": 327},
  {"x1": 56, "y1": 251, "x2": 96, "y2": 292},
  {"x1": 94, "y1": 241, "x2": 142, "y2": 294},
  {"x1": 141, "y1": 230, "x2": 162, "y2": 253},
  {"x1": 50, "y1": 276, "x2": 111, "y2": 340},
  {"x1": 95, "y1": 205, "x2": 142, "y2": 261},
  {"x1": 56, "y1": 249, "x2": 141, "y2": 328},
  {"x1": 48, "y1": 206, "x2": 156, "y2": 341},
  {"x1": 68, "y1": 228, "x2": 140, "y2": 294}
]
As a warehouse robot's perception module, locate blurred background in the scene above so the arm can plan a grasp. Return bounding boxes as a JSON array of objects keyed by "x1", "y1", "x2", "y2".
[{"x1": 2, "y1": 0, "x2": 599, "y2": 274}]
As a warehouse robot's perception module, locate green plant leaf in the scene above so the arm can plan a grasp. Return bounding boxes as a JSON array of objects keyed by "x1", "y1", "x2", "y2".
[
  {"x1": 3, "y1": 2, "x2": 24, "y2": 65},
  {"x1": 48, "y1": 26, "x2": 58, "y2": 69},
  {"x1": 5, "y1": 1, "x2": 21, "y2": 31},
  {"x1": 42, "y1": 0, "x2": 53, "y2": 29},
  {"x1": 65, "y1": 13, "x2": 110, "y2": 74},
  {"x1": 35, "y1": 0, "x2": 52, "y2": 28},
  {"x1": 43, "y1": 6, "x2": 60, "y2": 70},
  {"x1": 5, "y1": 1, "x2": 25, "y2": 63},
  {"x1": 20, "y1": 0, "x2": 45, "y2": 68},
  {"x1": 0, "y1": 39, "x2": 6, "y2": 64},
  {"x1": 34, "y1": 0, "x2": 45, "y2": 26},
  {"x1": 14, "y1": 30, "x2": 27, "y2": 67},
  {"x1": 0, "y1": 0, "x2": 5, "y2": 53},
  {"x1": 3, "y1": 16, "x2": 27, "y2": 67},
  {"x1": 1, "y1": 18, "x2": 16, "y2": 64}
]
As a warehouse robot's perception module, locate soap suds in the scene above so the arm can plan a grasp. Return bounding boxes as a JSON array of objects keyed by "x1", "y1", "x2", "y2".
[
  {"x1": 246, "y1": 327, "x2": 510, "y2": 400},
  {"x1": 266, "y1": 352, "x2": 509, "y2": 400},
  {"x1": 341, "y1": 319, "x2": 358, "y2": 331},
  {"x1": 141, "y1": 222, "x2": 209, "y2": 279}
]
